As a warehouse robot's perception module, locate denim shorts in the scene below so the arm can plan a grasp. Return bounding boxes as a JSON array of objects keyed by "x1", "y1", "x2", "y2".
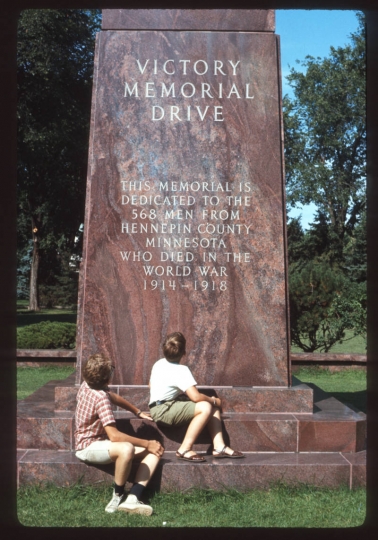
[{"x1": 75, "y1": 439, "x2": 113, "y2": 465}]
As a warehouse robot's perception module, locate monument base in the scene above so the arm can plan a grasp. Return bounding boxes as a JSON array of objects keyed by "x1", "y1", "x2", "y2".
[{"x1": 17, "y1": 374, "x2": 366, "y2": 490}]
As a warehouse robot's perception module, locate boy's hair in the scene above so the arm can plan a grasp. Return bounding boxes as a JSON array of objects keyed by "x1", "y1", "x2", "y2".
[
  {"x1": 83, "y1": 353, "x2": 112, "y2": 389},
  {"x1": 163, "y1": 332, "x2": 186, "y2": 363}
]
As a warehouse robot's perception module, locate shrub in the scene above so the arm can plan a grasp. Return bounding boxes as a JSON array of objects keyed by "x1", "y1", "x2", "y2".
[
  {"x1": 289, "y1": 261, "x2": 366, "y2": 352},
  {"x1": 17, "y1": 321, "x2": 76, "y2": 349}
]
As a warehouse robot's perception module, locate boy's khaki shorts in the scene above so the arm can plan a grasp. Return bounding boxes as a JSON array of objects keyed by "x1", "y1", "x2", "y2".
[
  {"x1": 150, "y1": 399, "x2": 196, "y2": 426},
  {"x1": 75, "y1": 439, "x2": 113, "y2": 464}
]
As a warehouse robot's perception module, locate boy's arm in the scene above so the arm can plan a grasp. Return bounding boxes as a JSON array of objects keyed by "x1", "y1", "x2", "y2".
[
  {"x1": 104, "y1": 424, "x2": 163, "y2": 457},
  {"x1": 185, "y1": 386, "x2": 221, "y2": 408},
  {"x1": 108, "y1": 391, "x2": 152, "y2": 420}
]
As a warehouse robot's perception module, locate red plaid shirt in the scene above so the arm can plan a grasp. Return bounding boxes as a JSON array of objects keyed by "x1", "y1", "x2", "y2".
[{"x1": 74, "y1": 381, "x2": 116, "y2": 450}]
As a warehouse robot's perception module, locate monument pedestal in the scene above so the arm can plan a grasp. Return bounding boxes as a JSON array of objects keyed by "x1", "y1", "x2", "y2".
[{"x1": 17, "y1": 374, "x2": 366, "y2": 490}]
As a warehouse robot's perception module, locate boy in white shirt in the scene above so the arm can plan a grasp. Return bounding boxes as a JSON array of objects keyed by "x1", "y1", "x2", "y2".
[{"x1": 149, "y1": 332, "x2": 244, "y2": 462}]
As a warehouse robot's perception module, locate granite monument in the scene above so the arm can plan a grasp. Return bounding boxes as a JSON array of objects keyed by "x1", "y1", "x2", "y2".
[{"x1": 76, "y1": 9, "x2": 290, "y2": 387}]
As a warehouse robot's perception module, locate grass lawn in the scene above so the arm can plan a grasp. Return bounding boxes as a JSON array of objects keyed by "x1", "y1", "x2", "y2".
[
  {"x1": 17, "y1": 483, "x2": 366, "y2": 528},
  {"x1": 291, "y1": 329, "x2": 366, "y2": 354},
  {"x1": 17, "y1": 366, "x2": 75, "y2": 400},
  {"x1": 294, "y1": 367, "x2": 367, "y2": 413},
  {"x1": 17, "y1": 300, "x2": 77, "y2": 328}
]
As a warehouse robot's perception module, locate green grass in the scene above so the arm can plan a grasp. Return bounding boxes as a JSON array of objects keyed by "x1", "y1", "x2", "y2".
[
  {"x1": 17, "y1": 483, "x2": 366, "y2": 528},
  {"x1": 294, "y1": 367, "x2": 367, "y2": 413},
  {"x1": 291, "y1": 330, "x2": 367, "y2": 354},
  {"x1": 17, "y1": 366, "x2": 75, "y2": 400},
  {"x1": 17, "y1": 301, "x2": 77, "y2": 328}
]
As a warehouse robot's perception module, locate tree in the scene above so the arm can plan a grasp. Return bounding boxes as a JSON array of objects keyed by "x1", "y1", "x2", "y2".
[
  {"x1": 17, "y1": 9, "x2": 101, "y2": 309},
  {"x1": 287, "y1": 214, "x2": 366, "y2": 352},
  {"x1": 284, "y1": 13, "x2": 367, "y2": 351},
  {"x1": 284, "y1": 13, "x2": 366, "y2": 264},
  {"x1": 342, "y1": 206, "x2": 367, "y2": 284},
  {"x1": 289, "y1": 259, "x2": 366, "y2": 352}
]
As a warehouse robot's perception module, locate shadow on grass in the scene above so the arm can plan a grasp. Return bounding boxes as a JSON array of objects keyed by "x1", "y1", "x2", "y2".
[
  {"x1": 17, "y1": 311, "x2": 77, "y2": 327},
  {"x1": 305, "y1": 382, "x2": 366, "y2": 414}
]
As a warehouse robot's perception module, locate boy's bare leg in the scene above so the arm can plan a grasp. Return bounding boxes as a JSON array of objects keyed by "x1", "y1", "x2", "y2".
[
  {"x1": 206, "y1": 407, "x2": 230, "y2": 451},
  {"x1": 117, "y1": 446, "x2": 161, "y2": 515},
  {"x1": 207, "y1": 408, "x2": 244, "y2": 456},
  {"x1": 108, "y1": 441, "x2": 135, "y2": 486},
  {"x1": 177, "y1": 404, "x2": 241, "y2": 457},
  {"x1": 177, "y1": 401, "x2": 213, "y2": 456},
  {"x1": 133, "y1": 446, "x2": 161, "y2": 486}
]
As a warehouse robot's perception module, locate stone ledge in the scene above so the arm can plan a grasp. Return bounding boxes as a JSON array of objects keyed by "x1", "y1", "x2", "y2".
[
  {"x1": 17, "y1": 449, "x2": 366, "y2": 490},
  {"x1": 101, "y1": 9, "x2": 275, "y2": 32},
  {"x1": 17, "y1": 409, "x2": 366, "y2": 454},
  {"x1": 17, "y1": 349, "x2": 77, "y2": 358},
  {"x1": 18, "y1": 375, "x2": 366, "y2": 455},
  {"x1": 291, "y1": 353, "x2": 366, "y2": 364},
  {"x1": 16, "y1": 349, "x2": 367, "y2": 365},
  {"x1": 55, "y1": 384, "x2": 314, "y2": 414}
]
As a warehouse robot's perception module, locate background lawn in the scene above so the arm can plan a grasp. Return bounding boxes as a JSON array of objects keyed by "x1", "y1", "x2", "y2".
[
  {"x1": 17, "y1": 300, "x2": 77, "y2": 327},
  {"x1": 17, "y1": 366, "x2": 75, "y2": 400},
  {"x1": 294, "y1": 367, "x2": 366, "y2": 413},
  {"x1": 290, "y1": 329, "x2": 366, "y2": 354}
]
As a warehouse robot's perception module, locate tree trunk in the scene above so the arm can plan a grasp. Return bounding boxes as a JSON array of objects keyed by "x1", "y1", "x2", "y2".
[{"x1": 29, "y1": 229, "x2": 40, "y2": 311}]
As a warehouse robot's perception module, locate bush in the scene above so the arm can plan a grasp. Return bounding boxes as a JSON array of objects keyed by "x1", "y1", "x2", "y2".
[
  {"x1": 17, "y1": 321, "x2": 76, "y2": 349},
  {"x1": 289, "y1": 261, "x2": 366, "y2": 352}
]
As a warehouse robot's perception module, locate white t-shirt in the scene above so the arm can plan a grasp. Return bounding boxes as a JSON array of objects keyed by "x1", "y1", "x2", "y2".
[{"x1": 149, "y1": 358, "x2": 197, "y2": 404}]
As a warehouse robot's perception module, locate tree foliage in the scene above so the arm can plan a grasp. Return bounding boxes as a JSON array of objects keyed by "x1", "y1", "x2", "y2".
[
  {"x1": 284, "y1": 13, "x2": 366, "y2": 352},
  {"x1": 17, "y1": 9, "x2": 101, "y2": 309},
  {"x1": 284, "y1": 13, "x2": 366, "y2": 263},
  {"x1": 289, "y1": 260, "x2": 366, "y2": 352}
]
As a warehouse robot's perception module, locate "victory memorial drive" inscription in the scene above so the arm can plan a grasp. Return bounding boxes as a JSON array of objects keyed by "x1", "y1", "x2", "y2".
[{"x1": 124, "y1": 58, "x2": 254, "y2": 122}]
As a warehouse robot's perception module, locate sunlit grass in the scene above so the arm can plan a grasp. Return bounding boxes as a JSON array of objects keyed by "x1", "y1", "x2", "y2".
[
  {"x1": 17, "y1": 366, "x2": 75, "y2": 400},
  {"x1": 17, "y1": 483, "x2": 366, "y2": 528},
  {"x1": 295, "y1": 367, "x2": 366, "y2": 413},
  {"x1": 291, "y1": 330, "x2": 366, "y2": 354}
]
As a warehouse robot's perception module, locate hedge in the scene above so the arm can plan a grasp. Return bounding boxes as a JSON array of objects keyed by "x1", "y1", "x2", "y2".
[{"x1": 17, "y1": 321, "x2": 76, "y2": 349}]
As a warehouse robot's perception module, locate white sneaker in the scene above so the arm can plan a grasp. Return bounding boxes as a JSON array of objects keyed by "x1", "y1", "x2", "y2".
[
  {"x1": 117, "y1": 494, "x2": 153, "y2": 516},
  {"x1": 105, "y1": 491, "x2": 124, "y2": 513}
]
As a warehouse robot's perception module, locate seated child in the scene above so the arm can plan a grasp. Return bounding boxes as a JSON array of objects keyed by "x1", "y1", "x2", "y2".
[
  {"x1": 75, "y1": 353, "x2": 164, "y2": 515},
  {"x1": 148, "y1": 332, "x2": 244, "y2": 462}
]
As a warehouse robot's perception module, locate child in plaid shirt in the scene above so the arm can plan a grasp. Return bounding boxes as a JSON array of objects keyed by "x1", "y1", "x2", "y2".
[{"x1": 75, "y1": 353, "x2": 164, "y2": 515}]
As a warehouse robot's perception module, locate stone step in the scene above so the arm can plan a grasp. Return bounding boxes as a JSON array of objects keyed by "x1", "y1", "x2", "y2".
[
  {"x1": 17, "y1": 449, "x2": 366, "y2": 490},
  {"x1": 17, "y1": 375, "x2": 366, "y2": 454},
  {"x1": 17, "y1": 400, "x2": 366, "y2": 454},
  {"x1": 55, "y1": 381, "x2": 314, "y2": 414}
]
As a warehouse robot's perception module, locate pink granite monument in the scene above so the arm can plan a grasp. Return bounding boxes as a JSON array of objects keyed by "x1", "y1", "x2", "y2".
[
  {"x1": 17, "y1": 11, "x2": 366, "y2": 492},
  {"x1": 76, "y1": 9, "x2": 290, "y2": 387}
]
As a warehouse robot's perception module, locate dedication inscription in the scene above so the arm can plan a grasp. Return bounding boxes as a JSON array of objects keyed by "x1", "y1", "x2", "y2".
[{"x1": 76, "y1": 12, "x2": 290, "y2": 387}]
